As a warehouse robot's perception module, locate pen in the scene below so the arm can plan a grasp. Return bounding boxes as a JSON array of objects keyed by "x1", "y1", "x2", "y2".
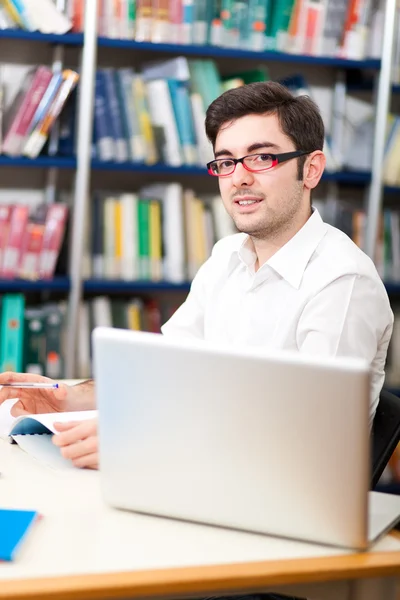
[{"x1": 0, "y1": 383, "x2": 59, "y2": 389}]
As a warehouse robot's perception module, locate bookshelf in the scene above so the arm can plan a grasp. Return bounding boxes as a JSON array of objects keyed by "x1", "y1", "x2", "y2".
[
  {"x1": 0, "y1": 277, "x2": 70, "y2": 292},
  {"x1": 83, "y1": 280, "x2": 191, "y2": 294},
  {"x1": 0, "y1": 1, "x2": 398, "y2": 376},
  {"x1": 0, "y1": 29, "x2": 83, "y2": 45},
  {"x1": 96, "y1": 38, "x2": 382, "y2": 69},
  {"x1": 0, "y1": 156, "x2": 77, "y2": 168},
  {"x1": 0, "y1": 156, "x2": 375, "y2": 184}
]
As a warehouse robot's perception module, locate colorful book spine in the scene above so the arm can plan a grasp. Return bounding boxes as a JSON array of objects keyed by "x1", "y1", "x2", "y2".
[
  {"x1": 1, "y1": 205, "x2": 29, "y2": 279},
  {"x1": 0, "y1": 293, "x2": 25, "y2": 373},
  {"x1": 2, "y1": 66, "x2": 53, "y2": 157},
  {"x1": 24, "y1": 69, "x2": 79, "y2": 159},
  {"x1": 23, "y1": 308, "x2": 46, "y2": 376},
  {"x1": 38, "y1": 204, "x2": 68, "y2": 279},
  {"x1": 138, "y1": 198, "x2": 150, "y2": 279}
]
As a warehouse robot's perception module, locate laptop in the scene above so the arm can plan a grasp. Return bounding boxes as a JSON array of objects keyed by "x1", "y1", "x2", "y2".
[{"x1": 92, "y1": 326, "x2": 400, "y2": 551}]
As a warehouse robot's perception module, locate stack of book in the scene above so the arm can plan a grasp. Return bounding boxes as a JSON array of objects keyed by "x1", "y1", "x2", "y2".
[
  {"x1": 91, "y1": 58, "x2": 340, "y2": 170},
  {"x1": 82, "y1": 184, "x2": 236, "y2": 283},
  {"x1": 0, "y1": 293, "x2": 66, "y2": 379},
  {"x1": 0, "y1": 1, "x2": 387, "y2": 64},
  {"x1": 0, "y1": 0, "x2": 72, "y2": 34},
  {"x1": 0, "y1": 65, "x2": 79, "y2": 159},
  {"x1": 0, "y1": 202, "x2": 68, "y2": 281},
  {"x1": 96, "y1": 0, "x2": 383, "y2": 61}
]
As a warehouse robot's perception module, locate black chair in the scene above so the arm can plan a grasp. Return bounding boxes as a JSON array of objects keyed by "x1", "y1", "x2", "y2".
[{"x1": 371, "y1": 388, "x2": 400, "y2": 489}]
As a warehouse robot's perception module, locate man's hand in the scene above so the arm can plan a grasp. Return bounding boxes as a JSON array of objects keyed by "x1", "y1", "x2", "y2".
[
  {"x1": 0, "y1": 372, "x2": 96, "y2": 416},
  {"x1": 52, "y1": 418, "x2": 99, "y2": 469},
  {"x1": 0, "y1": 372, "x2": 71, "y2": 416}
]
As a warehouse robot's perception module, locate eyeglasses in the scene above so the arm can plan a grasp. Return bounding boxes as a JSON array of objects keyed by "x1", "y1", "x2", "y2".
[{"x1": 207, "y1": 150, "x2": 312, "y2": 177}]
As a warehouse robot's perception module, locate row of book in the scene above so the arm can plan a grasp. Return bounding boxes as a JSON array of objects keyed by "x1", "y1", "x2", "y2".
[
  {"x1": 91, "y1": 58, "x2": 400, "y2": 181},
  {"x1": 0, "y1": 294, "x2": 65, "y2": 378},
  {"x1": 92, "y1": 58, "x2": 341, "y2": 171},
  {"x1": 0, "y1": 0, "x2": 71, "y2": 34},
  {"x1": 0, "y1": 65, "x2": 79, "y2": 159},
  {"x1": 82, "y1": 184, "x2": 235, "y2": 283},
  {"x1": 0, "y1": 0, "x2": 385, "y2": 62},
  {"x1": 314, "y1": 196, "x2": 400, "y2": 284},
  {"x1": 77, "y1": 295, "x2": 179, "y2": 379},
  {"x1": 121, "y1": 0, "x2": 384, "y2": 61},
  {"x1": 82, "y1": 183, "x2": 400, "y2": 286},
  {"x1": 0, "y1": 55, "x2": 397, "y2": 178},
  {"x1": 0, "y1": 292, "x2": 178, "y2": 381},
  {"x1": 0, "y1": 202, "x2": 68, "y2": 280},
  {"x1": 73, "y1": 297, "x2": 400, "y2": 384}
]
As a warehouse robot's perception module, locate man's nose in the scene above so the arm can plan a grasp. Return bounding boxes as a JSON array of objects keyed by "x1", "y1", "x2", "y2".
[{"x1": 231, "y1": 162, "x2": 255, "y2": 187}]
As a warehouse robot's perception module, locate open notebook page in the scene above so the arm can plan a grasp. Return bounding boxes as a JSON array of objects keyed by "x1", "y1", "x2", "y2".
[
  {"x1": 1, "y1": 406, "x2": 97, "y2": 470},
  {"x1": 9, "y1": 410, "x2": 98, "y2": 436}
]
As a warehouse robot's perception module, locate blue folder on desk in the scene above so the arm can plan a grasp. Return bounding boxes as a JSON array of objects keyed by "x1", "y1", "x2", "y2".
[{"x1": 0, "y1": 509, "x2": 40, "y2": 561}]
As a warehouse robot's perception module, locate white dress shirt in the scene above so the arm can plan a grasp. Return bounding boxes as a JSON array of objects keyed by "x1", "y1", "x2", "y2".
[{"x1": 162, "y1": 209, "x2": 394, "y2": 423}]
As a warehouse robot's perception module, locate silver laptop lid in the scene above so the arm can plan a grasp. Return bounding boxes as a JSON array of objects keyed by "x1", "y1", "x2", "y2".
[{"x1": 93, "y1": 327, "x2": 371, "y2": 550}]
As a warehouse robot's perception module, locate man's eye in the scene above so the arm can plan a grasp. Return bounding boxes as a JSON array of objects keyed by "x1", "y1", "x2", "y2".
[
  {"x1": 221, "y1": 160, "x2": 233, "y2": 167},
  {"x1": 255, "y1": 154, "x2": 271, "y2": 162}
]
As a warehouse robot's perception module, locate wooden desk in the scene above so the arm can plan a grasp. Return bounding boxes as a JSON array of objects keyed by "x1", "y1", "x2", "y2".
[{"x1": 1, "y1": 438, "x2": 400, "y2": 600}]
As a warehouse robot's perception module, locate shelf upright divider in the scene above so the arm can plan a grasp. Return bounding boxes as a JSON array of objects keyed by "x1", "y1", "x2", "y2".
[
  {"x1": 65, "y1": 0, "x2": 98, "y2": 378},
  {"x1": 364, "y1": 0, "x2": 397, "y2": 259}
]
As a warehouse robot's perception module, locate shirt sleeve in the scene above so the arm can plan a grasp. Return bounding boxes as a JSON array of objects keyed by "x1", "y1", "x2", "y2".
[{"x1": 297, "y1": 274, "x2": 393, "y2": 424}]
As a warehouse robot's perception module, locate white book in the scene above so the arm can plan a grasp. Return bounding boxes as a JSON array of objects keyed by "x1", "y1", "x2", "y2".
[
  {"x1": 211, "y1": 195, "x2": 237, "y2": 240},
  {"x1": 190, "y1": 93, "x2": 214, "y2": 165},
  {"x1": 141, "y1": 183, "x2": 186, "y2": 283},
  {"x1": 5, "y1": 410, "x2": 97, "y2": 470},
  {"x1": 145, "y1": 79, "x2": 183, "y2": 167},
  {"x1": 23, "y1": 0, "x2": 72, "y2": 34},
  {"x1": 120, "y1": 193, "x2": 139, "y2": 280},
  {"x1": 92, "y1": 296, "x2": 113, "y2": 328},
  {"x1": 141, "y1": 57, "x2": 190, "y2": 82}
]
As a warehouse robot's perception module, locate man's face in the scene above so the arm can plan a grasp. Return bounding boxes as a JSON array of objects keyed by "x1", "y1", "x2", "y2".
[{"x1": 215, "y1": 113, "x2": 307, "y2": 240}]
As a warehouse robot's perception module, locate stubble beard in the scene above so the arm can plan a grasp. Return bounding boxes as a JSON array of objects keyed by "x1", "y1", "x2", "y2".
[{"x1": 232, "y1": 184, "x2": 304, "y2": 240}]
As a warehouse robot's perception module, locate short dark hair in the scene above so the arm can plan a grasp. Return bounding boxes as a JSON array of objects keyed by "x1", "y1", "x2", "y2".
[{"x1": 205, "y1": 81, "x2": 325, "y2": 179}]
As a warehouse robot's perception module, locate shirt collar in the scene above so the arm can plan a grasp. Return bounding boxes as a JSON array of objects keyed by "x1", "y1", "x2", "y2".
[{"x1": 234, "y1": 209, "x2": 328, "y2": 289}]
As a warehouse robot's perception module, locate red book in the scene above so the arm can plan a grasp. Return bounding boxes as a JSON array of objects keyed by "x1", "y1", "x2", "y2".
[
  {"x1": 18, "y1": 222, "x2": 45, "y2": 280},
  {"x1": 2, "y1": 66, "x2": 53, "y2": 157},
  {"x1": 38, "y1": 204, "x2": 68, "y2": 279},
  {"x1": 1, "y1": 205, "x2": 29, "y2": 279},
  {"x1": 0, "y1": 205, "x2": 12, "y2": 273}
]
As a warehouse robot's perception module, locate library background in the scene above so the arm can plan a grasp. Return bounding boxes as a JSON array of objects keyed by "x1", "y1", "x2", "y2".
[{"x1": 0, "y1": 0, "x2": 399, "y2": 482}]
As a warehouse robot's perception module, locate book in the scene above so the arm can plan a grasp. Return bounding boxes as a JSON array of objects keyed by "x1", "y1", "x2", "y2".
[
  {"x1": 8, "y1": 409, "x2": 97, "y2": 436},
  {"x1": 6, "y1": 410, "x2": 98, "y2": 470},
  {"x1": 0, "y1": 293, "x2": 25, "y2": 373},
  {"x1": 0, "y1": 509, "x2": 40, "y2": 561}
]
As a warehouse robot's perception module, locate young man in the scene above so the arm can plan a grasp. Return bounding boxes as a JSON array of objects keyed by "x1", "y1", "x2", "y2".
[{"x1": 0, "y1": 81, "x2": 393, "y2": 471}]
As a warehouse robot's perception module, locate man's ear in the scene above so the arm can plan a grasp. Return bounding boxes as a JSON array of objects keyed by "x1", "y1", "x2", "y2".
[{"x1": 303, "y1": 151, "x2": 326, "y2": 190}]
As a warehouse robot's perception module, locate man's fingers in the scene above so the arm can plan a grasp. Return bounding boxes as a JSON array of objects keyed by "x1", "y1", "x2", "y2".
[
  {"x1": 53, "y1": 421, "x2": 80, "y2": 432},
  {"x1": 0, "y1": 389, "x2": 22, "y2": 406},
  {"x1": 59, "y1": 436, "x2": 98, "y2": 461},
  {"x1": 72, "y1": 453, "x2": 99, "y2": 470},
  {"x1": 52, "y1": 420, "x2": 96, "y2": 447},
  {"x1": 0, "y1": 372, "x2": 54, "y2": 384},
  {"x1": 10, "y1": 401, "x2": 31, "y2": 417}
]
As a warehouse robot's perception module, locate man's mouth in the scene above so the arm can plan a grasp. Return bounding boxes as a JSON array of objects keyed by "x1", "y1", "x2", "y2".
[
  {"x1": 234, "y1": 197, "x2": 263, "y2": 206},
  {"x1": 237, "y1": 199, "x2": 261, "y2": 206}
]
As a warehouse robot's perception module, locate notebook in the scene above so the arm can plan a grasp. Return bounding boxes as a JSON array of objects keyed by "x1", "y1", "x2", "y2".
[
  {"x1": 0, "y1": 509, "x2": 40, "y2": 561},
  {"x1": 5, "y1": 410, "x2": 98, "y2": 470}
]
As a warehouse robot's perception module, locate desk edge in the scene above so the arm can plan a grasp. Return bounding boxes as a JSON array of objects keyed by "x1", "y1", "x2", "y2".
[{"x1": 2, "y1": 545, "x2": 400, "y2": 600}]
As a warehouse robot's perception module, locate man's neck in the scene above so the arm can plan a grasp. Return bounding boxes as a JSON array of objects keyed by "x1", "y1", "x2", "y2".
[{"x1": 253, "y1": 208, "x2": 312, "y2": 272}]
